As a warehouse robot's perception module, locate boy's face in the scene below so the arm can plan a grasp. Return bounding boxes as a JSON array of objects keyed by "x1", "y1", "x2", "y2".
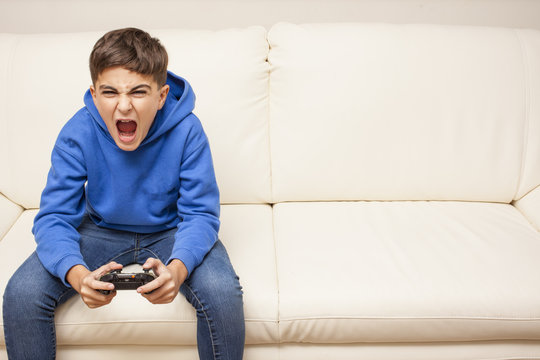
[{"x1": 90, "y1": 66, "x2": 170, "y2": 151}]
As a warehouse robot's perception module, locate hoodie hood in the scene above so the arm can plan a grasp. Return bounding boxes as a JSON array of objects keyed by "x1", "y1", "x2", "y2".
[{"x1": 84, "y1": 70, "x2": 196, "y2": 148}]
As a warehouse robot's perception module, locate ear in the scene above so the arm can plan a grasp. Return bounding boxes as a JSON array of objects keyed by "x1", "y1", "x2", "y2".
[
  {"x1": 90, "y1": 84, "x2": 96, "y2": 98},
  {"x1": 158, "y1": 84, "x2": 170, "y2": 110}
]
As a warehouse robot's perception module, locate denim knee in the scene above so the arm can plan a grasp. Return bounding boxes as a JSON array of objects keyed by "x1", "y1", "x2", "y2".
[{"x1": 182, "y1": 243, "x2": 244, "y2": 325}]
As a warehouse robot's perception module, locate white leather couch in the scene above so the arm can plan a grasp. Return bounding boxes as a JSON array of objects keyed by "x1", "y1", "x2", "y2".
[{"x1": 1, "y1": 22, "x2": 540, "y2": 360}]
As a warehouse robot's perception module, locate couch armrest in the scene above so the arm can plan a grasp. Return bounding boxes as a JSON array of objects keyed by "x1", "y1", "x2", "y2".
[
  {"x1": 513, "y1": 185, "x2": 540, "y2": 232},
  {"x1": 0, "y1": 193, "x2": 23, "y2": 240}
]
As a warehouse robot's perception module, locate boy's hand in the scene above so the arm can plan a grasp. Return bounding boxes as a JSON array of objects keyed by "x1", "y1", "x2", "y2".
[
  {"x1": 67, "y1": 262, "x2": 123, "y2": 309},
  {"x1": 138, "y1": 258, "x2": 188, "y2": 304}
]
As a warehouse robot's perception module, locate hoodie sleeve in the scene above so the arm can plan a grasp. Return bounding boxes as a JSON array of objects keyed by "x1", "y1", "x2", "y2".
[
  {"x1": 32, "y1": 143, "x2": 88, "y2": 287},
  {"x1": 168, "y1": 119, "x2": 220, "y2": 276}
]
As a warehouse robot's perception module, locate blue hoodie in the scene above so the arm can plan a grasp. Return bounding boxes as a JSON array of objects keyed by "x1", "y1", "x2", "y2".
[{"x1": 32, "y1": 71, "x2": 220, "y2": 286}]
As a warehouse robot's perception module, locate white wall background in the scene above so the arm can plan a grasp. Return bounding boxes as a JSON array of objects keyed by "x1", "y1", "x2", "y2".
[{"x1": 0, "y1": 0, "x2": 539, "y2": 33}]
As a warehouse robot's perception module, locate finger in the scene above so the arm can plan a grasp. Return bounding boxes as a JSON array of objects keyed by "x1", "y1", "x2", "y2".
[
  {"x1": 79, "y1": 270, "x2": 119, "y2": 308},
  {"x1": 142, "y1": 257, "x2": 157, "y2": 270},
  {"x1": 82, "y1": 272, "x2": 115, "y2": 293},
  {"x1": 140, "y1": 263, "x2": 170, "y2": 293},
  {"x1": 89, "y1": 262, "x2": 124, "y2": 292},
  {"x1": 142, "y1": 258, "x2": 165, "y2": 276},
  {"x1": 84, "y1": 291, "x2": 117, "y2": 308},
  {"x1": 85, "y1": 289, "x2": 115, "y2": 303},
  {"x1": 142, "y1": 285, "x2": 178, "y2": 304},
  {"x1": 81, "y1": 284, "x2": 117, "y2": 305},
  {"x1": 141, "y1": 285, "x2": 167, "y2": 304},
  {"x1": 95, "y1": 261, "x2": 123, "y2": 278},
  {"x1": 91, "y1": 279, "x2": 116, "y2": 292},
  {"x1": 140, "y1": 275, "x2": 178, "y2": 304},
  {"x1": 87, "y1": 275, "x2": 116, "y2": 292},
  {"x1": 90, "y1": 264, "x2": 123, "y2": 285},
  {"x1": 137, "y1": 276, "x2": 164, "y2": 295}
]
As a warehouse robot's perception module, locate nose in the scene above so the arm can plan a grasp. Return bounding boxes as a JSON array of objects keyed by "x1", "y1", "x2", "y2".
[{"x1": 117, "y1": 94, "x2": 132, "y2": 113}]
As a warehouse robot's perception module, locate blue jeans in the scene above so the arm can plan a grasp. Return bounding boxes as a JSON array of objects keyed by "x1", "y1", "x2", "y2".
[{"x1": 3, "y1": 215, "x2": 245, "y2": 359}]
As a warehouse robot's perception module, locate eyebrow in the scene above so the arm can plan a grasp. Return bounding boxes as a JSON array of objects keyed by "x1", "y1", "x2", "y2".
[{"x1": 98, "y1": 84, "x2": 152, "y2": 92}]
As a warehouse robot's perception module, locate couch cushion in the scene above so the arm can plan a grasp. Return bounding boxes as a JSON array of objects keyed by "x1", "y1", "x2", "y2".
[
  {"x1": 268, "y1": 23, "x2": 532, "y2": 203},
  {"x1": 0, "y1": 27, "x2": 270, "y2": 209},
  {"x1": 274, "y1": 201, "x2": 540, "y2": 343},
  {"x1": 0, "y1": 204, "x2": 278, "y2": 345}
]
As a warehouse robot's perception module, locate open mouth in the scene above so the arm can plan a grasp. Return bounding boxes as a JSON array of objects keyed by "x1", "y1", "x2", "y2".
[{"x1": 116, "y1": 120, "x2": 137, "y2": 143}]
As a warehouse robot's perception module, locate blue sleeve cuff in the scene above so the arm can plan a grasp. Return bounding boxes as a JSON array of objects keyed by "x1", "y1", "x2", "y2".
[
  {"x1": 168, "y1": 249, "x2": 198, "y2": 277},
  {"x1": 55, "y1": 255, "x2": 88, "y2": 288}
]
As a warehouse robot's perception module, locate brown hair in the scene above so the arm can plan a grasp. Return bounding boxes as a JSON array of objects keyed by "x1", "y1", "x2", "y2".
[{"x1": 89, "y1": 28, "x2": 168, "y2": 86}]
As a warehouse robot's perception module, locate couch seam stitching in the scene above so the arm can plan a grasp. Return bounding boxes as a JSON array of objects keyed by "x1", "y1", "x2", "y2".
[
  {"x1": 266, "y1": 29, "x2": 282, "y2": 349},
  {"x1": 54, "y1": 318, "x2": 279, "y2": 326},
  {"x1": 265, "y1": 34, "x2": 274, "y2": 205},
  {"x1": 279, "y1": 316, "x2": 540, "y2": 321},
  {"x1": 512, "y1": 29, "x2": 531, "y2": 201}
]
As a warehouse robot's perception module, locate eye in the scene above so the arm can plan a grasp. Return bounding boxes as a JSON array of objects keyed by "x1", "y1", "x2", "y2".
[
  {"x1": 101, "y1": 90, "x2": 117, "y2": 96},
  {"x1": 131, "y1": 90, "x2": 147, "y2": 97}
]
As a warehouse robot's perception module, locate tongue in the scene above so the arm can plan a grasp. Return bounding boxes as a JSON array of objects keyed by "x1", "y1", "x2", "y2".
[{"x1": 117, "y1": 121, "x2": 137, "y2": 133}]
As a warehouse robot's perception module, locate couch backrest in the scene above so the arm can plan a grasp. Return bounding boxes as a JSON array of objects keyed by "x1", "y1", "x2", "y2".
[
  {"x1": 0, "y1": 27, "x2": 271, "y2": 209},
  {"x1": 1, "y1": 24, "x2": 539, "y2": 209},
  {"x1": 268, "y1": 23, "x2": 540, "y2": 203}
]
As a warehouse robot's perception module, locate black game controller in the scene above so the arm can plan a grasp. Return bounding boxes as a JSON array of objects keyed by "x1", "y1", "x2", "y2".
[{"x1": 98, "y1": 269, "x2": 155, "y2": 295}]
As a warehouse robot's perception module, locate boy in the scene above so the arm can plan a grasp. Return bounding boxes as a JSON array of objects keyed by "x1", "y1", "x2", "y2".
[{"x1": 3, "y1": 28, "x2": 245, "y2": 360}]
